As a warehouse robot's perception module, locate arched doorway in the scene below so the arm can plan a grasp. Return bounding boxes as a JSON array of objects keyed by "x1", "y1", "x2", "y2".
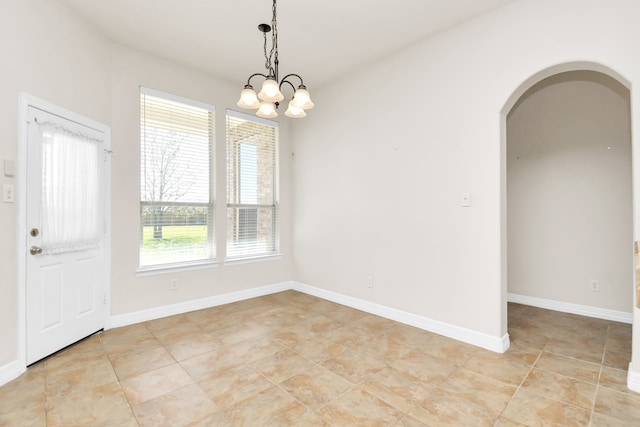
[
  {"x1": 500, "y1": 64, "x2": 633, "y2": 378},
  {"x1": 501, "y1": 62, "x2": 633, "y2": 350},
  {"x1": 507, "y1": 70, "x2": 632, "y2": 317}
]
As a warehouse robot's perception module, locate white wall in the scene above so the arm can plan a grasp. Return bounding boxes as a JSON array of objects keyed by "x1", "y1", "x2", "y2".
[
  {"x1": 507, "y1": 71, "x2": 632, "y2": 312},
  {"x1": 291, "y1": 0, "x2": 640, "y2": 348},
  {"x1": 109, "y1": 45, "x2": 294, "y2": 316},
  {"x1": 0, "y1": 0, "x2": 111, "y2": 369},
  {"x1": 0, "y1": 0, "x2": 294, "y2": 373}
]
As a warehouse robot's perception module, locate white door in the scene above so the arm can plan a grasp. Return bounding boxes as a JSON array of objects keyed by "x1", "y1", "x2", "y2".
[{"x1": 25, "y1": 106, "x2": 107, "y2": 365}]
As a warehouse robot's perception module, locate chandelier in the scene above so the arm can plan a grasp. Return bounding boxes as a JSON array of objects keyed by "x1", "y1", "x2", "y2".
[{"x1": 236, "y1": 0, "x2": 314, "y2": 119}]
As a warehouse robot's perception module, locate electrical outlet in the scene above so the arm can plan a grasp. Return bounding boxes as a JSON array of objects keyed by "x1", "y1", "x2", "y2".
[
  {"x1": 170, "y1": 279, "x2": 178, "y2": 290},
  {"x1": 3, "y1": 184, "x2": 14, "y2": 203},
  {"x1": 367, "y1": 276, "x2": 374, "y2": 289},
  {"x1": 591, "y1": 280, "x2": 600, "y2": 292}
]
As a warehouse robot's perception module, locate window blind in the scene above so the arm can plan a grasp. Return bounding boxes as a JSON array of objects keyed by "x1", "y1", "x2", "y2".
[
  {"x1": 226, "y1": 110, "x2": 278, "y2": 259},
  {"x1": 140, "y1": 87, "x2": 215, "y2": 268}
]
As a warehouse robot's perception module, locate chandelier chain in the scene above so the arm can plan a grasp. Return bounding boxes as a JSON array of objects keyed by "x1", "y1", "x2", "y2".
[{"x1": 263, "y1": 0, "x2": 278, "y2": 76}]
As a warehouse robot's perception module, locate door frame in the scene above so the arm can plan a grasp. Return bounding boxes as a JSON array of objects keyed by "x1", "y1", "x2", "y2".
[{"x1": 17, "y1": 93, "x2": 112, "y2": 368}]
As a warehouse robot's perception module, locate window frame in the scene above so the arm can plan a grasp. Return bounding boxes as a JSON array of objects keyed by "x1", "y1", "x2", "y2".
[
  {"x1": 137, "y1": 87, "x2": 217, "y2": 274},
  {"x1": 225, "y1": 109, "x2": 280, "y2": 262}
]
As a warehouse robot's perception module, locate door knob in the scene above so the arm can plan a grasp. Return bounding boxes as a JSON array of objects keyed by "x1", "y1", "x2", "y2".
[{"x1": 30, "y1": 246, "x2": 43, "y2": 255}]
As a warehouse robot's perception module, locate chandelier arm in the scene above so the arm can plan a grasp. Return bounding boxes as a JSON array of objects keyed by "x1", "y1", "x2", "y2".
[
  {"x1": 280, "y1": 74, "x2": 305, "y2": 87},
  {"x1": 246, "y1": 73, "x2": 270, "y2": 86},
  {"x1": 279, "y1": 79, "x2": 297, "y2": 94}
]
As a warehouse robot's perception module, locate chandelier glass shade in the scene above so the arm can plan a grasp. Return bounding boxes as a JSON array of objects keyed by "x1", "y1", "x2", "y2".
[{"x1": 237, "y1": 0, "x2": 313, "y2": 119}]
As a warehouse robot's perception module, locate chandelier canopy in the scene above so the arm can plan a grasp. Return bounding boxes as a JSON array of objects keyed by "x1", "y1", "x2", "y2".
[{"x1": 236, "y1": 0, "x2": 314, "y2": 119}]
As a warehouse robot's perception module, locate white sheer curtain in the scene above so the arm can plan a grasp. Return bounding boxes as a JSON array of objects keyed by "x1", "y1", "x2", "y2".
[{"x1": 39, "y1": 122, "x2": 102, "y2": 254}]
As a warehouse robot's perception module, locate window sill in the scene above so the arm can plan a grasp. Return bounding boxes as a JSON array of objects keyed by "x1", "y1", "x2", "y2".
[
  {"x1": 224, "y1": 253, "x2": 282, "y2": 266},
  {"x1": 136, "y1": 260, "x2": 219, "y2": 277}
]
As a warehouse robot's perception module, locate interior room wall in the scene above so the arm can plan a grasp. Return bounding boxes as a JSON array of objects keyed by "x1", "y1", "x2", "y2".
[
  {"x1": 0, "y1": 0, "x2": 112, "y2": 369},
  {"x1": 0, "y1": 0, "x2": 294, "y2": 375},
  {"x1": 109, "y1": 45, "x2": 294, "y2": 316},
  {"x1": 507, "y1": 71, "x2": 632, "y2": 313},
  {"x1": 290, "y1": 0, "x2": 640, "y2": 347}
]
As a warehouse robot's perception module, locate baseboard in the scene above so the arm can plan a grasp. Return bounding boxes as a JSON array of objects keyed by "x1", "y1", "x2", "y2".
[
  {"x1": 110, "y1": 281, "x2": 293, "y2": 328},
  {"x1": 507, "y1": 293, "x2": 632, "y2": 324},
  {"x1": 628, "y1": 363, "x2": 640, "y2": 393},
  {"x1": 0, "y1": 360, "x2": 25, "y2": 387},
  {"x1": 292, "y1": 282, "x2": 510, "y2": 353}
]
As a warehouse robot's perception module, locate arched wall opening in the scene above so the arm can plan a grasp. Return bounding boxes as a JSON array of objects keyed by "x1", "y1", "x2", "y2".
[{"x1": 500, "y1": 62, "x2": 634, "y2": 368}]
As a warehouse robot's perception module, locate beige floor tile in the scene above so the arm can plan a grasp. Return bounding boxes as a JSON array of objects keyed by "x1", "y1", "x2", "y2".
[
  {"x1": 318, "y1": 387, "x2": 402, "y2": 426},
  {"x1": 461, "y1": 345, "x2": 538, "y2": 386},
  {"x1": 607, "y1": 322, "x2": 632, "y2": 339},
  {"x1": 228, "y1": 333, "x2": 285, "y2": 364},
  {"x1": 251, "y1": 348, "x2": 316, "y2": 383},
  {"x1": 395, "y1": 414, "x2": 430, "y2": 426},
  {"x1": 508, "y1": 324, "x2": 550, "y2": 350},
  {"x1": 269, "y1": 323, "x2": 319, "y2": 348},
  {"x1": 294, "y1": 313, "x2": 344, "y2": 334},
  {"x1": 321, "y1": 324, "x2": 371, "y2": 349},
  {"x1": 0, "y1": 398, "x2": 46, "y2": 427},
  {"x1": 361, "y1": 366, "x2": 436, "y2": 413},
  {"x1": 108, "y1": 342, "x2": 176, "y2": 379},
  {"x1": 444, "y1": 367, "x2": 517, "y2": 414},
  {"x1": 321, "y1": 305, "x2": 369, "y2": 324},
  {"x1": 494, "y1": 417, "x2": 529, "y2": 426},
  {"x1": 281, "y1": 364, "x2": 354, "y2": 410},
  {"x1": 501, "y1": 388, "x2": 591, "y2": 426},
  {"x1": 411, "y1": 387, "x2": 500, "y2": 427},
  {"x1": 121, "y1": 363, "x2": 193, "y2": 405},
  {"x1": 520, "y1": 368, "x2": 596, "y2": 410},
  {"x1": 147, "y1": 319, "x2": 203, "y2": 345},
  {"x1": 2, "y1": 294, "x2": 639, "y2": 426},
  {"x1": 594, "y1": 385, "x2": 640, "y2": 422},
  {"x1": 180, "y1": 346, "x2": 248, "y2": 382},
  {"x1": 289, "y1": 411, "x2": 332, "y2": 426},
  {"x1": 292, "y1": 335, "x2": 347, "y2": 363},
  {"x1": 322, "y1": 347, "x2": 387, "y2": 385},
  {"x1": 603, "y1": 347, "x2": 631, "y2": 370},
  {"x1": 198, "y1": 363, "x2": 273, "y2": 411},
  {"x1": 46, "y1": 357, "x2": 118, "y2": 400},
  {"x1": 227, "y1": 385, "x2": 309, "y2": 427},
  {"x1": 534, "y1": 351, "x2": 600, "y2": 383},
  {"x1": 199, "y1": 311, "x2": 249, "y2": 333},
  {"x1": 544, "y1": 337, "x2": 604, "y2": 364},
  {"x1": 350, "y1": 313, "x2": 399, "y2": 335},
  {"x1": 392, "y1": 349, "x2": 457, "y2": 384},
  {"x1": 383, "y1": 323, "x2": 435, "y2": 349},
  {"x1": 46, "y1": 381, "x2": 135, "y2": 427},
  {"x1": 599, "y1": 366, "x2": 631, "y2": 393},
  {"x1": 165, "y1": 332, "x2": 222, "y2": 361},
  {"x1": 44, "y1": 335, "x2": 107, "y2": 375},
  {"x1": 132, "y1": 383, "x2": 223, "y2": 427},
  {"x1": 415, "y1": 334, "x2": 479, "y2": 366},
  {"x1": 590, "y1": 411, "x2": 634, "y2": 426},
  {"x1": 212, "y1": 322, "x2": 267, "y2": 346},
  {"x1": 99, "y1": 323, "x2": 158, "y2": 350},
  {"x1": 0, "y1": 366, "x2": 45, "y2": 415},
  {"x1": 605, "y1": 333, "x2": 632, "y2": 353}
]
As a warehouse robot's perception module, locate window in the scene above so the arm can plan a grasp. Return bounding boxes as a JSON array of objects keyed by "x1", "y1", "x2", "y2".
[
  {"x1": 226, "y1": 110, "x2": 278, "y2": 259},
  {"x1": 140, "y1": 88, "x2": 215, "y2": 268}
]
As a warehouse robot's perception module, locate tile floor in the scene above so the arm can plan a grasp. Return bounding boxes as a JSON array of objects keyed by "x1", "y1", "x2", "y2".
[{"x1": 0, "y1": 290, "x2": 638, "y2": 426}]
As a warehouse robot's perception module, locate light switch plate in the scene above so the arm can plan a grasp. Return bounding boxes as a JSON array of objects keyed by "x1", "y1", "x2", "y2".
[
  {"x1": 461, "y1": 192, "x2": 471, "y2": 207},
  {"x1": 4, "y1": 159, "x2": 15, "y2": 177}
]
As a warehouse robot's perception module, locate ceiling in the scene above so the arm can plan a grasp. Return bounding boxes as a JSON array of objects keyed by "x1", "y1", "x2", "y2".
[{"x1": 57, "y1": 0, "x2": 514, "y2": 89}]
